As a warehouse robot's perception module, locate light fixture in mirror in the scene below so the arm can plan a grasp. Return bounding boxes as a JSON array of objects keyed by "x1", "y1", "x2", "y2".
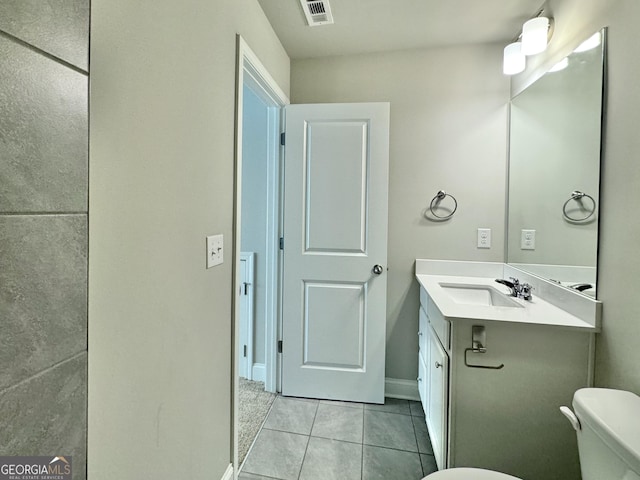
[
  {"x1": 549, "y1": 57, "x2": 569, "y2": 73},
  {"x1": 507, "y1": 29, "x2": 606, "y2": 298},
  {"x1": 574, "y1": 31, "x2": 601, "y2": 53},
  {"x1": 504, "y1": 42, "x2": 526, "y2": 75}
]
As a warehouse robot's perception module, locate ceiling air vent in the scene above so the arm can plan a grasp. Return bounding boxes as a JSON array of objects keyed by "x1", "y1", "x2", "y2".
[{"x1": 299, "y1": 0, "x2": 334, "y2": 26}]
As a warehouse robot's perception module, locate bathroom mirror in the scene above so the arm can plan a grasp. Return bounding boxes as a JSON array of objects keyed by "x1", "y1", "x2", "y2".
[{"x1": 507, "y1": 29, "x2": 606, "y2": 297}]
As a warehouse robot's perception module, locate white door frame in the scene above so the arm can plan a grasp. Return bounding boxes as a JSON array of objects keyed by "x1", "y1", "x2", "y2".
[{"x1": 232, "y1": 35, "x2": 289, "y2": 475}]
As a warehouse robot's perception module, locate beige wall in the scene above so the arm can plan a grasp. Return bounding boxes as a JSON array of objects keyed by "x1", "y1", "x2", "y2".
[
  {"x1": 514, "y1": 0, "x2": 640, "y2": 393},
  {"x1": 592, "y1": 0, "x2": 640, "y2": 392},
  {"x1": 88, "y1": 0, "x2": 289, "y2": 478},
  {"x1": 291, "y1": 46, "x2": 510, "y2": 379}
]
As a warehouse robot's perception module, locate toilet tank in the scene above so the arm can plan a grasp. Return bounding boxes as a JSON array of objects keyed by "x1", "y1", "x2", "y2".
[{"x1": 572, "y1": 388, "x2": 640, "y2": 480}]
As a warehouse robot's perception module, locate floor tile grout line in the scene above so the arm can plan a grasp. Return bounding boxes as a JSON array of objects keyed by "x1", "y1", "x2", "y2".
[
  {"x1": 360, "y1": 442, "x2": 365, "y2": 480},
  {"x1": 410, "y1": 414, "x2": 421, "y2": 456},
  {"x1": 361, "y1": 404, "x2": 365, "y2": 480},
  {"x1": 239, "y1": 472, "x2": 283, "y2": 480},
  {"x1": 260, "y1": 426, "x2": 312, "y2": 437},
  {"x1": 363, "y1": 442, "x2": 420, "y2": 454},
  {"x1": 419, "y1": 455, "x2": 426, "y2": 478},
  {"x1": 360, "y1": 405, "x2": 365, "y2": 445},
  {"x1": 308, "y1": 433, "x2": 364, "y2": 446},
  {"x1": 295, "y1": 399, "x2": 319, "y2": 480}
]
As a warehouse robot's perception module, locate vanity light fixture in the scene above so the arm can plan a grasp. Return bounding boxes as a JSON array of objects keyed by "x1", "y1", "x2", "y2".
[
  {"x1": 574, "y1": 31, "x2": 601, "y2": 53},
  {"x1": 503, "y1": 10, "x2": 554, "y2": 76},
  {"x1": 503, "y1": 42, "x2": 526, "y2": 75},
  {"x1": 522, "y1": 16, "x2": 551, "y2": 55}
]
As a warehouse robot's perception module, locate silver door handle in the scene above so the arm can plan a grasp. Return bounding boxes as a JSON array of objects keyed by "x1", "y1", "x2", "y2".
[
  {"x1": 435, "y1": 361, "x2": 442, "y2": 368},
  {"x1": 372, "y1": 265, "x2": 384, "y2": 275}
]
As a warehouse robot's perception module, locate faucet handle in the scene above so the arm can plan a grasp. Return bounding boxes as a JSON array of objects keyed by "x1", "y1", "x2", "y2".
[
  {"x1": 509, "y1": 276, "x2": 520, "y2": 285},
  {"x1": 519, "y1": 283, "x2": 534, "y2": 300}
]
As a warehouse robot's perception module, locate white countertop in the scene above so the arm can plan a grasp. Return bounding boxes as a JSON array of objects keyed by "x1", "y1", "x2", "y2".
[{"x1": 416, "y1": 274, "x2": 598, "y2": 332}]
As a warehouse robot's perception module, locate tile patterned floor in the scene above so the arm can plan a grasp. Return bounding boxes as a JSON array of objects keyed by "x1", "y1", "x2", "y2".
[{"x1": 239, "y1": 396, "x2": 438, "y2": 480}]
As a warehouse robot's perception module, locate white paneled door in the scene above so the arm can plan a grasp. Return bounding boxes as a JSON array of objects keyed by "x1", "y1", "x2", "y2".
[{"x1": 281, "y1": 103, "x2": 390, "y2": 404}]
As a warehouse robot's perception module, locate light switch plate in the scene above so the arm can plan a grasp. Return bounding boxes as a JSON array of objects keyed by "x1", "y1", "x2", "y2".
[
  {"x1": 521, "y1": 229, "x2": 536, "y2": 250},
  {"x1": 477, "y1": 228, "x2": 491, "y2": 249},
  {"x1": 206, "y1": 234, "x2": 224, "y2": 268}
]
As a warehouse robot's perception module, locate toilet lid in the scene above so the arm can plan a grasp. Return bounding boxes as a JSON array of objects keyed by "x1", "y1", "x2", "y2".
[{"x1": 423, "y1": 467, "x2": 522, "y2": 480}]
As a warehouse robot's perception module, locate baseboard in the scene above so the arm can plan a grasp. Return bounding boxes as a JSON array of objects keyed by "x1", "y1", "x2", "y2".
[
  {"x1": 252, "y1": 363, "x2": 266, "y2": 382},
  {"x1": 220, "y1": 463, "x2": 233, "y2": 480},
  {"x1": 385, "y1": 377, "x2": 420, "y2": 401}
]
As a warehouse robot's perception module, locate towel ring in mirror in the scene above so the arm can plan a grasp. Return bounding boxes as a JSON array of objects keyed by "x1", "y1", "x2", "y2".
[{"x1": 562, "y1": 190, "x2": 596, "y2": 222}]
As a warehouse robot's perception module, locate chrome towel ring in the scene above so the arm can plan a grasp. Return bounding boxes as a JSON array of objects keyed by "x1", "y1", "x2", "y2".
[
  {"x1": 429, "y1": 190, "x2": 457, "y2": 219},
  {"x1": 562, "y1": 190, "x2": 596, "y2": 222}
]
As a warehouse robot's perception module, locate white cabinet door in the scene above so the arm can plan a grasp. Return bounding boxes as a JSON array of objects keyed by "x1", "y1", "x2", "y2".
[
  {"x1": 418, "y1": 306, "x2": 429, "y2": 414},
  {"x1": 418, "y1": 351, "x2": 427, "y2": 415},
  {"x1": 281, "y1": 103, "x2": 390, "y2": 403},
  {"x1": 426, "y1": 325, "x2": 449, "y2": 470},
  {"x1": 419, "y1": 306, "x2": 428, "y2": 355}
]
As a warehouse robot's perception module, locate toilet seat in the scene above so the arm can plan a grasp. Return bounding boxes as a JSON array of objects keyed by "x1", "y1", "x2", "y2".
[{"x1": 423, "y1": 467, "x2": 522, "y2": 479}]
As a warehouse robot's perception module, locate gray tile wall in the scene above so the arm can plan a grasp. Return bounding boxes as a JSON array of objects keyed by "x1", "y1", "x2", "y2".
[
  {"x1": 0, "y1": 2, "x2": 88, "y2": 479},
  {"x1": 0, "y1": 0, "x2": 89, "y2": 71},
  {"x1": 0, "y1": 36, "x2": 88, "y2": 212}
]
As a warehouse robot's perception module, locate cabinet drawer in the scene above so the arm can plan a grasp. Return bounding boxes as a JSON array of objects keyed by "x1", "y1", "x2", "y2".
[
  {"x1": 427, "y1": 298, "x2": 450, "y2": 351},
  {"x1": 419, "y1": 306, "x2": 428, "y2": 354}
]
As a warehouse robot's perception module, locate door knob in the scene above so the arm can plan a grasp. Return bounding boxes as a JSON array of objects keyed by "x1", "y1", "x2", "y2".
[
  {"x1": 372, "y1": 265, "x2": 384, "y2": 275},
  {"x1": 435, "y1": 361, "x2": 443, "y2": 368}
]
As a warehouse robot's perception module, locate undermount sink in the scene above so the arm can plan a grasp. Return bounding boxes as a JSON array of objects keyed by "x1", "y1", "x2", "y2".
[{"x1": 438, "y1": 283, "x2": 524, "y2": 308}]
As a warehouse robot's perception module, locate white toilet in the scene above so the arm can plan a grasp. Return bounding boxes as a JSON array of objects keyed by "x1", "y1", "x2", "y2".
[{"x1": 422, "y1": 388, "x2": 640, "y2": 480}]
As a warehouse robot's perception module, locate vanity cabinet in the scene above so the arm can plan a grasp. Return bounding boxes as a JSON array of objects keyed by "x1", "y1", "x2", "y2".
[{"x1": 417, "y1": 284, "x2": 596, "y2": 480}]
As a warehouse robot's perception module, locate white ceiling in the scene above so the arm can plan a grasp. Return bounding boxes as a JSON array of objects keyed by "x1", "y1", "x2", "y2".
[{"x1": 257, "y1": 0, "x2": 546, "y2": 60}]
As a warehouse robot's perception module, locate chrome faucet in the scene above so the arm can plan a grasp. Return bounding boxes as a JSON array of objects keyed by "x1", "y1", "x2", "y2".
[
  {"x1": 495, "y1": 277, "x2": 519, "y2": 297},
  {"x1": 495, "y1": 277, "x2": 534, "y2": 301}
]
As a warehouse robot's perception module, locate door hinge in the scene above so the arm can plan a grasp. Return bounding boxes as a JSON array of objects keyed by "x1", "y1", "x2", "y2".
[
  {"x1": 242, "y1": 282, "x2": 249, "y2": 295},
  {"x1": 280, "y1": 132, "x2": 286, "y2": 146},
  {"x1": 243, "y1": 345, "x2": 247, "y2": 358},
  {"x1": 279, "y1": 237, "x2": 284, "y2": 250},
  {"x1": 277, "y1": 340, "x2": 283, "y2": 353}
]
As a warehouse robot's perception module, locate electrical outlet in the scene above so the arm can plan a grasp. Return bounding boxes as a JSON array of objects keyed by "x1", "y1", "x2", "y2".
[
  {"x1": 521, "y1": 229, "x2": 536, "y2": 250},
  {"x1": 477, "y1": 228, "x2": 491, "y2": 249},
  {"x1": 206, "y1": 234, "x2": 224, "y2": 268}
]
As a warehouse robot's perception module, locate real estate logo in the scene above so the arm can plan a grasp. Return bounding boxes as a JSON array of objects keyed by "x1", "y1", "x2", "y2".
[{"x1": 0, "y1": 456, "x2": 72, "y2": 480}]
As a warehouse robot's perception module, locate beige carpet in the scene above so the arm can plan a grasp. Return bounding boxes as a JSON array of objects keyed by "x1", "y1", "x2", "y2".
[{"x1": 238, "y1": 378, "x2": 276, "y2": 466}]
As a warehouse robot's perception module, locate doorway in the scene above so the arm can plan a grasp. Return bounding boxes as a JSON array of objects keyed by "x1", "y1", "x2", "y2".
[
  {"x1": 233, "y1": 35, "x2": 288, "y2": 473},
  {"x1": 232, "y1": 37, "x2": 391, "y2": 476}
]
